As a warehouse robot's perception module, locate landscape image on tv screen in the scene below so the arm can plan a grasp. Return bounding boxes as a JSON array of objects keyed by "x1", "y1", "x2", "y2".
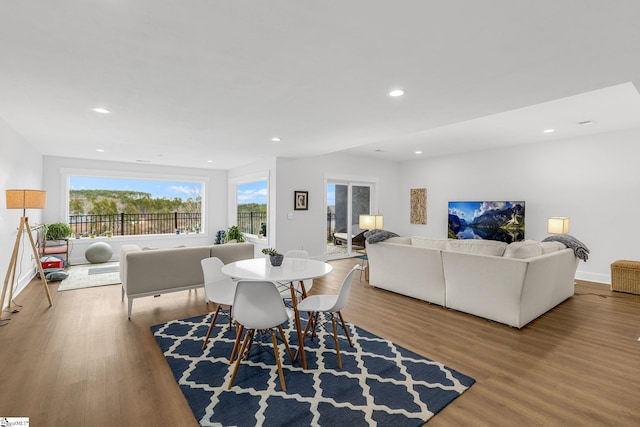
[{"x1": 448, "y1": 201, "x2": 525, "y2": 243}]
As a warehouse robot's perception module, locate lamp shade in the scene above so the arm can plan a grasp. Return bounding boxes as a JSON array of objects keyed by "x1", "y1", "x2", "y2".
[
  {"x1": 359, "y1": 214, "x2": 384, "y2": 230},
  {"x1": 6, "y1": 189, "x2": 47, "y2": 210},
  {"x1": 547, "y1": 217, "x2": 570, "y2": 234}
]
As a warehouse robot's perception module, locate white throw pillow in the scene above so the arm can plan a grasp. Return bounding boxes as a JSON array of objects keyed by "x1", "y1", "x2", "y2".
[
  {"x1": 445, "y1": 239, "x2": 508, "y2": 256},
  {"x1": 504, "y1": 240, "x2": 543, "y2": 259},
  {"x1": 540, "y1": 241, "x2": 565, "y2": 254},
  {"x1": 411, "y1": 236, "x2": 448, "y2": 250}
]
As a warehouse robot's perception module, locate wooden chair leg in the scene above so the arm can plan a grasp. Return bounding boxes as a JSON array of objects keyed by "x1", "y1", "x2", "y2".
[
  {"x1": 229, "y1": 323, "x2": 244, "y2": 363},
  {"x1": 337, "y1": 311, "x2": 353, "y2": 347},
  {"x1": 202, "y1": 305, "x2": 222, "y2": 350},
  {"x1": 244, "y1": 330, "x2": 256, "y2": 360},
  {"x1": 299, "y1": 280, "x2": 308, "y2": 299},
  {"x1": 295, "y1": 311, "x2": 320, "y2": 361},
  {"x1": 278, "y1": 325, "x2": 293, "y2": 361},
  {"x1": 331, "y1": 314, "x2": 342, "y2": 369},
  {"x1": 271, "y1": 330, "x2": 287, "y2": 392},
  {"x1": 310, "y1": 312, "x2": 320, "y2": 339},
  {"x1": 302, "y1": 313, "x2": 314, "y2": 339},
  {"x1": 228, "y1": 331, "x2": 251, "y2": 389}
]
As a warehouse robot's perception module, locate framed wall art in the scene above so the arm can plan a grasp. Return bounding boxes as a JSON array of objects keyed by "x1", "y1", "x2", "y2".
[
  {"x1": 410, "y1": 188, "x2": 427, "y2": 224},
  {"x1": 294, "y1": 191, "x2": 308, "y2": 210}
]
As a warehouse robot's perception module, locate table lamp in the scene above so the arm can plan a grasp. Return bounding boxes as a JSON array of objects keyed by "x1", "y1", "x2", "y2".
[
  {"x1": 547, "y1": 217, "x2": 570, "y2": 234},
  {"x1": 359, "y1": 214, "x2": 384, "y2": 230}
]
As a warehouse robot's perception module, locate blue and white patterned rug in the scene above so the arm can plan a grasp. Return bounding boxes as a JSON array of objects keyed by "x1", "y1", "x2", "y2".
[{"x1": 151, "y1": 313, "x2": 475, "y2": 426}]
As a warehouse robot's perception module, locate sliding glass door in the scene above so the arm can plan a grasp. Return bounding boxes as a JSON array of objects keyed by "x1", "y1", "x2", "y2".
[{"x1": 326, "y1": 177, "x2": 377, "y2": 259}]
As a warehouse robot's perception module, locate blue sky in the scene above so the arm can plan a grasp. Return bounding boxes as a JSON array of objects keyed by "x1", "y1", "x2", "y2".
[
  {"x1": 326, "y1": 184, "x2": 335, "y2": 206},
  {"x1": 237, "y1": 181, "x2": 267, "y2": 204},
  {"x1": 70, "y1": 176, "x2": 202, "y2": 200},
  {"x1": 238, "y1": 182, "x2": 335, "y2": 205},
  {"x1": 70, "y1": 176, "x2": 334, "y2": 205}
]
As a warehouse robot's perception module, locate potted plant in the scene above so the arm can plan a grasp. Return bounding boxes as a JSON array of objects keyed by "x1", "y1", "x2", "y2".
[
  {"x1": 224, "y1": 225, "x2": 245, "y2": 243},
  {"x1": 45, "y1": 222, "x2": 72, "y2": 241},
  {"x1": 262, "y1": 248, "x2": 284, "y2": 266},
  {"x1": 215, "y1": 230, "x2": 226, "y2": 245}
]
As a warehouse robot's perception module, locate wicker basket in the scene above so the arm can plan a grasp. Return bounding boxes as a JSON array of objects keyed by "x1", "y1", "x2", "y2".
[{"x1": 610, "y1": 260, "x2": 640, "y2": 295}]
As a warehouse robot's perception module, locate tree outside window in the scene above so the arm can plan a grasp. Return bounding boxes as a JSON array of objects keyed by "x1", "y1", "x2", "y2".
[{"x1": 68, "y1": 176, "x2": 204, "y2": 237}]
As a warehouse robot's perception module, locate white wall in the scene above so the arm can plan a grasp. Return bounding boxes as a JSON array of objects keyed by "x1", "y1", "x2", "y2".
[
  {"x1": 275, "y1": 153, "x2": 401, "y2": 258},
  {"x1": 42, "y1": 156, "x2": 228, "y2": 264},
  {"x1": 32, "y1": 127, "x2": 639, "y2": 283},
  {"x1": 0, "y1": 119, "x2": 45, "y2": 307},
  {"x1": 398, "y1": 127, "x2": 640, "y2": 284}
]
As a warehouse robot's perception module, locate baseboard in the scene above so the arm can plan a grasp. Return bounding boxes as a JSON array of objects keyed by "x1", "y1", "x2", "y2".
[
  {"x1": 1, "y1": 266, "x2": 38, "y2": 310},
  {"x1": 576, "y1": 270, "x2": 610, "y2": 285}
]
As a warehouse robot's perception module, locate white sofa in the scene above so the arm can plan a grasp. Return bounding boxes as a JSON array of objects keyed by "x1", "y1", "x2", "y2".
[
  {"x1": 120, "y1": 242, "x2": 254, "y2": 318},
  {"x1": 366, "y1": 236, "x2": 579, "y2": 328}
]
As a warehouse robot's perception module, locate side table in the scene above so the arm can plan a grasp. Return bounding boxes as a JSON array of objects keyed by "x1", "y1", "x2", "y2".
[
  {"x1": 611, "y1": 260, "x2": 640, "y2": 295},
  {"x1": 355, "y1": 249, "x2": 368, "y2": 281}
]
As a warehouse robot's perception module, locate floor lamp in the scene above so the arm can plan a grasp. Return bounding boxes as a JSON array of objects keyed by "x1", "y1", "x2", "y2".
[{"x1": 0, "y1": 189, "x2": 53, "y2": 320}]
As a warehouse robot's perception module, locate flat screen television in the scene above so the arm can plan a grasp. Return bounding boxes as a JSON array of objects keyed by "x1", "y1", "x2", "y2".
[{"x1": 448, "y1": 201, "x2": 525, "y2": 243}]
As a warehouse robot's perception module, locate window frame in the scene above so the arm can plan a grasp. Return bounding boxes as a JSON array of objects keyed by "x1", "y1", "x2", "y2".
[
  {"x1": 61, "y1": 167, "x2": 209, "y2": 238},
  {"x1": 229, "y1": 171, "x2": 270, "y2": 241}
]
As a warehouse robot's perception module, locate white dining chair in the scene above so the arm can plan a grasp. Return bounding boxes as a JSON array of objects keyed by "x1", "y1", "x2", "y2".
[
  {"x1": 296, "y1": 265, "x2": 359, "y2": 369},
  {"x1": 228, "y1": 280, "x2": 294, "y2": 392},
  {"x1": 201, "y1": 257, "x2": 237, "y2": 351},
  {"x1": 277, "y1": 249, "x2": 312, "y2": 300}
]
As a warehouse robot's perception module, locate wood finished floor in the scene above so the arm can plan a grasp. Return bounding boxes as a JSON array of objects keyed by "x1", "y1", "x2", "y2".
[{"x1": 1, "y1": 258, "x2": 639, "y2": 426}]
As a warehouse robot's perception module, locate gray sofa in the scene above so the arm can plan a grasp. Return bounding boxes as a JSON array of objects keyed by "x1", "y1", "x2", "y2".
[{"x1": 120, "y1": 242, "x2": 254, "y2": 318}]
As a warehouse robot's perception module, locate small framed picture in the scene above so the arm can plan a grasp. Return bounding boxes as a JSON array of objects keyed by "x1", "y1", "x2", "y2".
[{"x1": 294, "y1": 191, "x2": 308, "y2": 210}]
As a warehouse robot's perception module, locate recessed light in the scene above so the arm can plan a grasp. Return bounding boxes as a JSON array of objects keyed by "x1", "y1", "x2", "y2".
[
  {"x1": 543, "y1": 129, "x2": 555, "y2": 133},
  {"x1": 271, "y1": 137, "x2": 281, "y2": 142},
  {"x1": 92, "y1": 107, "x2": 111, "y2": 114},
  {"x1": 207, "y1": 160, "x2": 213, "y2": 163},
  {"x1": 415, "y1": 150, "x2": 423, "y2": 154},
  {"x1": 96, "y1": 148, "x2": 105, "y2": 152},
  {"x1": 389, "y1": 89, "x2": 405, "y2": 97}
]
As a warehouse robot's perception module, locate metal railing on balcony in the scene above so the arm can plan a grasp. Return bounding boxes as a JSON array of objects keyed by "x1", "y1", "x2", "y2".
[
  {"x1": 327, "y1": 212, "x2": 335, "y2": 242},
  {"x1": 68, "y1": 211, "x2": 336, "y2": 240},
  {"x1": 237, "y1": 211, "x2": 267, "y2": 235},
  {"x1": 69, "y1": 212, "x2": 202, "y2": 236}
]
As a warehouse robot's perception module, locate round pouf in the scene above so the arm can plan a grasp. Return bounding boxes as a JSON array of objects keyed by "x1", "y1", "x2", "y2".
[{"x1": 85, "y1": 242, "x2": 113, "y2": 264}]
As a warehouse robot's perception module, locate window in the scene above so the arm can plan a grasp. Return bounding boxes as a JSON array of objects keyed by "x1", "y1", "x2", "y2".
[
  {"x1": 66, "y1": 174, "x2": 205, "y2": 237},
  {"x1": 236, "y1": 180, "x2": 267, "y2": 236}
]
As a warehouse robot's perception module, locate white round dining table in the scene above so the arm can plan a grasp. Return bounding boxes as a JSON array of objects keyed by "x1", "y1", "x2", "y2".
[
  {"x1": 221, "y1": 257, "x2": 333, "y2": 369},
  {"x1": 221, "y1": 257, "x2": 333, "y2": 283}
]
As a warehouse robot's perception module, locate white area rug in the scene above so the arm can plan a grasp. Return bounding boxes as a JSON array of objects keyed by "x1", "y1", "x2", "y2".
[{"x1": 57, "y1": 262, "x2": 121, "y2": 291}]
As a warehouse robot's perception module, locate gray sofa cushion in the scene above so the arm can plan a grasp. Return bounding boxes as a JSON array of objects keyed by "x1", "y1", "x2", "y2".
[
  {"x1": 445, "y1": 239, "x2": 508, "y2": 256},
  {"x1": 504, "y1": 240, "x2": 543, "y2": 259},
  {"x1": 364, "y1": 229, "x2": 399, "y2": 244}
]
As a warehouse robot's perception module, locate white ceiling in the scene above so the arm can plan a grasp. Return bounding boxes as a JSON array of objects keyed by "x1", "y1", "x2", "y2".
[{"x1": 1, "y1": 1, "x2": 640, "y2": 170}]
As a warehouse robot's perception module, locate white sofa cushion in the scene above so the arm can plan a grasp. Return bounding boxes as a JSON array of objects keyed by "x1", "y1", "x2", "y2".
[
  {"x1": 445, "y1": 239, "x2": 508, "y2": 256},
  {"x1": 411, "y1": 236, "x2": 449, "y2": 250},
  {"x1": 504, "y1": 240, "x2": 543, "y2": 259},
  {"x1": 540, "y1": 241, "x2": 565, "y2": 254}
]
